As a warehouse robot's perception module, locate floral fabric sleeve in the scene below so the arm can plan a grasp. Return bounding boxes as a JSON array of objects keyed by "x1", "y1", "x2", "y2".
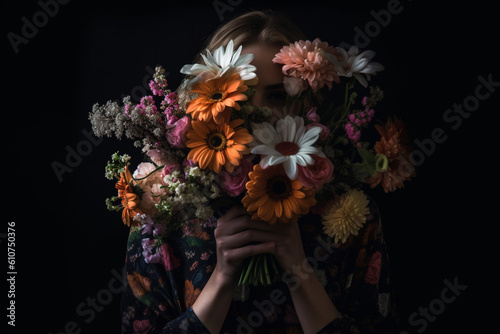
[
  {"x1": 305, "y1": 198, "x2": 398, "y2": 334},
  {"x1": 120, "y1": 226, "x2": 210, "y2": 334}
]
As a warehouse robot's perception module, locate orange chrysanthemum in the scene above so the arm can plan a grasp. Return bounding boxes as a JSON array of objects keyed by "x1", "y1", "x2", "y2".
[
  {"x1": 242, "y1": 164, "x2": 316, "y2": 224},
  {"x1": 187, "y1": 73, "x2": 248, "y2": 124},
  {"x1": 115, "y1": 166, "x2": 143, "y2": 226},
  {"x1": 366, "y1": 117, "x2": 415, "y2": 192},
  {"x1": 186, "y1": 117, "x2": 253, "y2": 173}
]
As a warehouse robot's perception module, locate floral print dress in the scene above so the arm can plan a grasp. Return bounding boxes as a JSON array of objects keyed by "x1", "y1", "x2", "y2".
[{"x1": 121, "y1": 199, "x2": 398, "y2": 333}]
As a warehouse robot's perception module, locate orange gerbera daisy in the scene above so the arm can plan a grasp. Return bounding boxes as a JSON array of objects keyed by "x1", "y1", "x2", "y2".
[
  {"x1": 115, "y1": 166, "x2": 143, "y2": 226},
  {"x1": 242, "y1": 164, "x2": 316, "y2": 224},
  {"x1": 366, "y1": 117, "x2": 416, "y2": 192},
  {"x1": 187, "y1": 73, "x2": 248, "y2": 124},
  {"x1": 186, "y1": 117, "x2": 253, "y2": 173}
]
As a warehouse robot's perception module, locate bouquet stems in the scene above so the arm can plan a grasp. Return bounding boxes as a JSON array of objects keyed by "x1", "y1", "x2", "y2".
[{"x1": 238, "y1": 253, "x2": 281, "y2": 286}]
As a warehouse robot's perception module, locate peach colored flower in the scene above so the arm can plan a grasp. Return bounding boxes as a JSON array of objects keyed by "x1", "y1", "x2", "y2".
[
  {"x1": 133, "y1": 162, "x2": 165, "y2": 216},
  {"x1": 273, "y1": 38, "x2": 340, "y2": 92}
]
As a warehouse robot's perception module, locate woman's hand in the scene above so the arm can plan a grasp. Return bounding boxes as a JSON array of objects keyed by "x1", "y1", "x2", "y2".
[
  {"x1": 195, "y1": 205, "x2": 338, "y2": 333},
  {"x1": 192, "y1": 205, "x2": 275, "y2": 332},
  {"x1": 213, "y1": 205, "x2": 277, "y2": 284},
  {"x1": 214, "y1": 205, "x2": 309, "y2": 282},
  {"x1": 263, "y1": 219, "x2": 308, "y2": 274}
]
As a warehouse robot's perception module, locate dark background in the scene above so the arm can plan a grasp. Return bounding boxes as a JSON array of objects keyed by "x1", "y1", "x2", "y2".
[{"x1": 4, "y1": 0, "x2": 499, "y2": 333}]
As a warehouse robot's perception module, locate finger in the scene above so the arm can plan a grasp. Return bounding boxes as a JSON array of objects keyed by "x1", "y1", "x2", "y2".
[
  {"x1": 217, "y1": 205, "x2": 248, "y2": 223},
  {"x1": 224, "y1": 241, "x2": 276, "y2": 263},
  {"x1": 216, "y1": 214, "x2": 275, "y2": 238},
  {"x1": 221, "y1": 229, "x2": 277, "y2": 249}
]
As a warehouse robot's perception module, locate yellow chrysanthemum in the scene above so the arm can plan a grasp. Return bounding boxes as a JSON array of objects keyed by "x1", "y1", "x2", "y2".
[{"x1": 322, "y1": 189, "x2": 370, "y2": 243}]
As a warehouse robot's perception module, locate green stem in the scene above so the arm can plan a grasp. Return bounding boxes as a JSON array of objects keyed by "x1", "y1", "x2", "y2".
[
  {"x1": 133, "y1": 164, "x2": 164, "y2": 181},
  {"x1": 327, "y1": 79, "x2": 355, "y2": 137},
  {"x1": 241, "y1": 256, "x2": 255, "y2": 286},
  {"x1": 264, "y1": 254, "x2": 271, "y2": 285}
]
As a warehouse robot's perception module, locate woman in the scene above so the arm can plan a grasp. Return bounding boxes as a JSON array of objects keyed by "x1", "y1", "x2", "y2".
[{"x1": 121, "y1": 10, "x2": 397, "y2": 334}]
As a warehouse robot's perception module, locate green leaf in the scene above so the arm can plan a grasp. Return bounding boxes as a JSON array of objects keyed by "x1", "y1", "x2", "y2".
[{"x1": 356, "y1": 147, "x2": 378, "y2": 176}]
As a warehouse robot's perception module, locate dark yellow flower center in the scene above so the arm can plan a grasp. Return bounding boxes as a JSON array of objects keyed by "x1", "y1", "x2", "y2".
[
  {"x1": 207, "y1": 132, "x2": 227, "y2": 151},
  {"x1": 275, "y1": 141, "x2": 299, "y2": 156},
  {"x1": 267, "y1": 175, "x2": 291, "y2": 200}
]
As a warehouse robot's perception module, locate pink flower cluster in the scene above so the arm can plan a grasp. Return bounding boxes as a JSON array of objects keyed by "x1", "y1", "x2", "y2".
[
  {"x1": 138, "y1": 96, "x2": 158, "y2": 115},
  {"x1": 345, "y1": 97, "x2": 375, "y2": 147},
  {"x1": 163, "y1": 93, "x2": 181, "y2": 128},
  {"x1": 148, "y1": 70, "x2": 181, "y2": 128},
  {"x1": 149, "y1": 78, "x2": 167, "y2": 96}
]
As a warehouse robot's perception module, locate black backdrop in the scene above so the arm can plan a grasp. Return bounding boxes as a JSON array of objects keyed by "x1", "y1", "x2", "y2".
[{"x1": 4, "y1": 0, "x2": 499, "y2": 333}]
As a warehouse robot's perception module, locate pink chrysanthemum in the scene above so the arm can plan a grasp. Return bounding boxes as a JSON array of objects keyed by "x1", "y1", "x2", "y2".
[{"x1": 273, "y1": 38, "x2": 340, "y2": 92}]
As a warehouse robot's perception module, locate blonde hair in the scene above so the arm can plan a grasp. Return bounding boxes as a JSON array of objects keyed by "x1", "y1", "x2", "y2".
[{"x1": 178, "y1": 10, "x2": 306, "y2": 108}]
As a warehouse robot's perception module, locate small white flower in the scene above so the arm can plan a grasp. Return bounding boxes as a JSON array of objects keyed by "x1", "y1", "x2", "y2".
[
  {"x1": 251, "y1": 115, "x2": 325, "y2": 180},
  {"x1": 180, "y1": 39, "x2": 257, "y2": 85},
  {"x1": 325, "y1": 46, "x2": 384, "y2": 87},
  {"x1": 283, "y1": 76, "x2": 307, "y2": 97}
]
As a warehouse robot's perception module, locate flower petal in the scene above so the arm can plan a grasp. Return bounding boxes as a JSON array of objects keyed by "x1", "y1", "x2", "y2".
[
  {"x1": 283, "y1": 159, "x2": 298, "y2": 180},
  {"x1": 251, "y1": 144, "x2": 280, "y2": 156}
]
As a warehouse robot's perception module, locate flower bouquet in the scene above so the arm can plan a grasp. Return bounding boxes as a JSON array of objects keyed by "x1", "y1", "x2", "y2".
[{"x1": 90, "y1": 38, "x2": 415, "y2": 286}]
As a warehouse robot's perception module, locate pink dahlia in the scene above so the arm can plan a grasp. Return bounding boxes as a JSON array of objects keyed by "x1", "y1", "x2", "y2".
[{"x1": 273, "y1": 38, "x2": 341, "y2": 92}]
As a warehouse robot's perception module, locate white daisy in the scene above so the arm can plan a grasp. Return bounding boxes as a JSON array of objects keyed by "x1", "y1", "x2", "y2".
[
  {"x1": 325, "y1": 46, "x2": 384, "y2": 87},
  {"x1": 251, "y1": 116, "x2": 325, "y2": 180},
  {"x1": 180, "y1": 39, "x2": 257, "y2": 85}
]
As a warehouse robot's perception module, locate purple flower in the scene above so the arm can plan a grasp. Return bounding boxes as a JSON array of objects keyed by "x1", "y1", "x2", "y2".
[
  {"x1": 153, "y1": 224, "x2": 166, "y2": 237},
  {"x1": 141, "y1": 238, "x2": 162, "y2": 263},
  {"x1": 139, "y1": 215, "x2": 155, "y2": 235}
]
